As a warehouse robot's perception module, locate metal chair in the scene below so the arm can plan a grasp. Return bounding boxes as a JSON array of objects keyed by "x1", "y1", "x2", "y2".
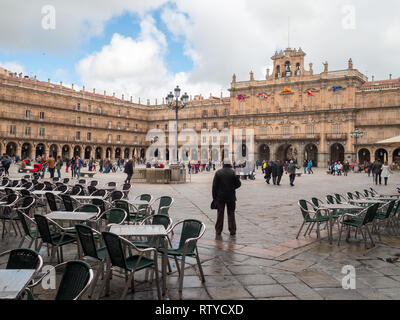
[
  {"x1": 151, "y1": 196, "x2": 174, "y2": 216},
  {"x1": 297, "y1": 199, "x2": 329, "y2": 239},
  {"x1": 0, "y1": 248, "x2": 43, "y2": 272},
  {"x1": 16, "y1": 210, "x2": 41, "y2": 250}
]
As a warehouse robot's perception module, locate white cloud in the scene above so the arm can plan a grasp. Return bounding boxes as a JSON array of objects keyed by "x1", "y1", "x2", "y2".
[{"x1": 0, "y1": 61, "x2": 24, "y2": 73}]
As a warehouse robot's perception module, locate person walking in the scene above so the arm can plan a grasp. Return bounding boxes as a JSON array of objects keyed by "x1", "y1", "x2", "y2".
[
  {"x1": 286, "y1": 160, "x2": 300, "y2": 187},
  {"x1": 74, "y1": 156, "x2": 84, "y2": 179},
  {"x1": 381, "y1": 162, "x2": 392, "y2": 186},
  {"x1": 303, "y1": 160, "x2": 308, "y2": 174},
  {"x1": 1, "y1": 154, "x2": 11, "y2": 176},
  {"x1": 212, "y1": 160, "x2": 241, "y2": 236},
  {"x1": 70, "y1": 157, "x2": 76, "y2": 178},
  {"x1": 46, "y1": 155, "x2": 56, "y2": 178},
  {"x1": 124, "y1": 159, "x2": 134, "y2": 184},
  {"x1": 373, "y1": 159, "x2": 383, "y2": 185},
  {"x1": 264, "y1": 161, "x2": 273, "y2": 184},
  {"x1": 55, "y1": 156, "x2": 63, "y2": 179},
  {"x1": 343, "y1": 161, "x2": 350, "y2": 176},
  {"x1": 276, "y1": 160, "x2": 284, "y2": 186},
  {"x1": 307, "y1": 160, "x2": 314, "y2": 174},
  {"x1": 271, "y1": 161, "x2": 278, "y2": 185}
]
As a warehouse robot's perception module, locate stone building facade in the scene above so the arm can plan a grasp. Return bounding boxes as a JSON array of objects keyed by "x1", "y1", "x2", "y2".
[{"x1": 0, "y1": 47, "x2": 399, "y2": 166}]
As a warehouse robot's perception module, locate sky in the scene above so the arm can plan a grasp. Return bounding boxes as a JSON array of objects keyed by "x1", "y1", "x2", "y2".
[{"x1": 0, "y1": 0, "x2": 399, "y2": 102}]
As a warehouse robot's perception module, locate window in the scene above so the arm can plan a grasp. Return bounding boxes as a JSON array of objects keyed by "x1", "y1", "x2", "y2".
[
  {"x1": 135, "y1": 124, "x2": 138, "y2": 129},
  {"x1": 283, "y1": 126, "x2": 290, "y2": 136},
  {"x1": 202, "y1": 110, "x2": 208, "y2": 117},
  {"x1": 88, "y1": 105, "x2": 92, "y2": 113},
  {"x1": 25, "y1": 127, "x2": 31, "y2": 136},
  {"x1": 88, "y1": 118, "x2": 92, "y2": 126},
  {"x1": 332, "y1": 124, "x2": 341, "y2": 136},
  {"x1": 39, "y1": 128, "x2": 45, "y2": 137},
  {"x1": 117, "y1": 135, "x2": 121, "y2": 142},
  {"x1": 108, "y1": 121, "x2": 112, "y2": 129},
  {"x1": 213, "y1": 109, "x2": 218, "y2": 117},
  {"x1": 224, "y1": 122, "x2": 229, "y2": 128},
  {"x1": 9, "y1": 125, "x2": 16, "y2": 135},
  {"x1": 223, "y1": 136, "x2": 228, "y2": 144},
  {"x1": 108, "y1": 134, "x2": 112, "y2": 143},
  {"x1": 213, "y1": 122, "x2": 218, "y2": 129},
  {"x1": 165, "y1": 124, "x2": 168, "y2": 131},
  {"x1": 202, "y1": 136, "x2": 207, "y2": 144},
  {"x1": 76, "y1": 103, "x2": 81, "y2": 111},
  {"x1": 126, "y1": 122, "x2": 130, "y2": 130},
  {"x1": 134, "y1": 136, "x2": 138, "y2": 143},
  {"x1": 203, "y1": 122, "x2": 207, "y2": 129},
  {"x1": 75, "y1": 131, "x2": 81, "y2": 140},
  {"x1": 117, "y1": 110, "x2": 121, "y2": 116},
  {"x1": 25, "y1": 110, "x2": 31, "y2": 119},
  {"x1": 224, "y1": 108, "x2": 229, "y2": 116},
  {"x1": 98, "y1": 107, "x2": 102, "y2": 114},
  {"x1": 117, "y1": 122, "x2": 121, "y2": 129},
  {"x1": 183, "y1": 123, "x2": 187, "y2": 129},
  {"x1": 76, "y1": 117, "x2": 81, "y2": 125},
  {"x1": 87, "y1": 132, "x2": 91, "y2": 141},
  {"x1": 39, "y1": 112, "x2": 45, "y2": 119},
  {"x1": 306, "y1": 125, "x2": 315, "y2": 137},
  {"x1": 156, "y1": 124, "x2": 160, "y2": 129}
]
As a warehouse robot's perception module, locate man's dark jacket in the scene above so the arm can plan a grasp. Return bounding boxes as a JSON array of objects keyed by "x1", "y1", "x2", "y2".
[
  {"x1": 212, "y1": 165, "x2": 241, "y2": 202},
  {"x1": 276, "y1": 162, "x2": 284, "y2": 176},
  {"x1": 124, "y1": 161, "x2": 134, "y2": 174}
]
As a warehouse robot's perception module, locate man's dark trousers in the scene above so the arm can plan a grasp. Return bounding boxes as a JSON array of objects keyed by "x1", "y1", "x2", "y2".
[
  {"x1": 215, "y1": 201, "x2": 236, "y2": 235},
  {"x1": 289, "y1": 174, "x2": 295, "y2": 185},
  {"x1": 276, "y1": 175, "x2": 282, "y2": 185}
]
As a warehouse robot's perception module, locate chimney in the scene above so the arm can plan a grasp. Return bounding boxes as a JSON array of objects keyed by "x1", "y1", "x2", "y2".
[
  {"x1": 93, "y1": 88, "x2": 96, "y2": 94},
  {"x1": 130, "y1": 96, "x2": 132, "y2": 103},
  {"x1": 139, "y1": 97, "x2": 141, "y2": 104},
  {"x1": 82, "y1": 85, "x2": 85, "y2": 91},
  {"x1": 71, "y1": 84, "x2": 74, "y2": 90},
  {"x1": 155, "y1": 98, "x2": 157, "y2": 105},
  {"x1": 390, "y1": 74, "x2": 392, "y2": 80},
  {"x1": 18, "y1": 73, "x2": 22, "y2": 79},
  {"x1": 113, "y1": 92, "x2": 115, "y2": 97},
  {"x1": 104, "y1": 90, "x2": 106, "y2": 96},
  {"x1": 122, "y1": 94, "x2": 124, "y2": 101},
  {"x1": 60, "y1": 81, "x2": 62, "y2": 86},
  {"x1": 48, "y1": 78, "x2": 50, "y2": 83},
  {"x1": 372, "y1": 75, "x2": 375, "y2": 82}
]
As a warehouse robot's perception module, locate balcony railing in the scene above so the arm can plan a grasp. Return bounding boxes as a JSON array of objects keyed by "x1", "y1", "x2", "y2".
[
  {"x1": 326, "y1": 133, "x2": 347, "y2": 141},
  {"x1": 256, "y1": 133, "x2": 321, "y2": 141}
]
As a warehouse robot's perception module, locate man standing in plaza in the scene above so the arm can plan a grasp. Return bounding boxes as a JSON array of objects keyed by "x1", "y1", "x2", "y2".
[
  {"x1": 373, "y1": 159, "x2": 383, "y2": 185},
  {"x1": 124, "y1": 159, "x2": 134, "y2": 184},
  {"x1": 276, "y1": 160, "x2": 284, "y2": 186},
  {"x1": 212, "y1": 159, "x2": 241, "y2": 236},
  {"x1": 46, "y1": 155, "x2": 56, "y2": 178},
  {"x1": 286, "y1": 160, "x2": 300, "y2": 187},
  {"x1": 74, "y1": 156, "x2": 84, "y2": 179}
]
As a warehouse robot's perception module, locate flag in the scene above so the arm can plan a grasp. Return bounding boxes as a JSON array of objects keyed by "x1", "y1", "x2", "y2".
[
  {"x1": 333, "y1": 86, "x2": 343, "y2": 93},
  {"x1": 258, "y1": 92, "x2": 268, "y2": 99},
  {"x1": 283, "y1": 87, "x2": 292, "y2": 93},
  {"x1": 307, "y1": 90, "x2": 314, "y2": 96},
  {"x1": 237, "y1": 94, "x2": 246, "y2": 101},
  {"x1": 210, "y1": 96, "x2": 221, "y2": 100}
]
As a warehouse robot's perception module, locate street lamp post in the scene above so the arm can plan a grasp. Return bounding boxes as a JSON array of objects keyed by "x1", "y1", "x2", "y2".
[
  {"x1": 350, "y1": 127, "x2": 364, "y2": 164},
  {"x1": 166, "y1": 86, "x2": 189, "y2": 165}
]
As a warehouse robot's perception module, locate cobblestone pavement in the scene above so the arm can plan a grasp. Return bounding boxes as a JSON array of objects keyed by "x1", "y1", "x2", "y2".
[{"x1": 2, "y1": 165, "x2": 400, "y2": 300}]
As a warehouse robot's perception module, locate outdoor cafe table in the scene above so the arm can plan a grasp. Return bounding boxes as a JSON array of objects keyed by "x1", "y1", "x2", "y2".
[
  {"x1": 318, "y1": 203, "x2": 364, "y2": 244},
  {"x1": 130, "y1": 200, "x2": 150, "y2": 206},
  {"x1": 0, "y1": 269, "x2": 36, "y2": 300},
  {"x1": 109, "y1": 224, "x2": 168, "y2": 297},
  {"x1": 349, "y1": 199, "x2": 387, "y2": 206},
  {"x1": 32, "y1": 190, "x2": 63, "y2": 196},
  {"x1": 46, "y1": 211, "x2": 98, "y2": 221},
  {"x1": 0, "y1": 187, "x2": 26, "y2": 191},
  {"x1": 377, "y1": 193, "x2": 400, "y2": 198},
  {"x1": 71, "y1": 195, "x2": 104, "y2": 202}
]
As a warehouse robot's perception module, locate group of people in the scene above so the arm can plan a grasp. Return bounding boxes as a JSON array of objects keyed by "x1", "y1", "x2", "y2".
[
  {"x1": 262, "y1": 159, "x2": 300, "y2": 187},
  {"x1": 328, "y1": 161, "x2": 351, "y2": 176},
  {"x1": 302, "y1": 160, "x2": 314, "y2": 174},
  {"x1": 368, "y1": 160, "x2": 393, "y2": 185}
]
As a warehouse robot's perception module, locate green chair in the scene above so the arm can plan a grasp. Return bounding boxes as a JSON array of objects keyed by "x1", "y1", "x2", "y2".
[
  {"x1": 150, "y1": 196, "x2": 174, "y2": 216},
  {"x1": 99, "y1": 231, "x2": 161, "y2": 300},
  {"x1": 112, "y1": 200, "x2": 138, "y2": 224},
  {"x1": 132, "y1": 214, "x2": 173, "y2": 249},
  {"x1": 311, "y1": 198, "x2": 324, "y2": 208},
  {"x1": 34, "y1": 214, "x2": 77, "y2": 264},
  {"x1": 157, "y1": 219, "x2": 205, "y2": 299},
  {"x1": 297, "y1": 200, "x2": 329, "y2": 239},
  {"x1": 16, "y1": 210, "x2": 41, "y2": 251},
  {"x1": 347, "y1": 192, "x2": 356, "y2": 201},
  {"x1": 27, "y1": 260, "x2": 93, "y2": 300},
  {"x1": 0, "y1": 248, "x2": 43, "y2": 271},
  {"x1": 130, "y1": 194, "x2": 153, "y2": 224},
  {"x1": 93, "y1": 208, "x2": 127, "y2": 231},
  {"x1": 334, "y1": 193, "x2": 348, "y2": 204},
  {"x1": 354, "y1": 191, "x2": 364, "y2": 199},
  {"x1": 373, "y1": 200, "x2": 396, "y2": 239},
  {"x1": 338, "y1": 203, "x2": 380, "y2": 248},
  {"x1": 75, "y1": 224, "x2": 106, "y2": 299}
]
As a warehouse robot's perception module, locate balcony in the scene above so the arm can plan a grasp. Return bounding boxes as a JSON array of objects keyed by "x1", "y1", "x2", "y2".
[
  {"x1": 326, "y1": 133, "x2": 347, "y2": 141},
  {"x1": 256, "y1": 133, "x2": 321, "y2": 142}
]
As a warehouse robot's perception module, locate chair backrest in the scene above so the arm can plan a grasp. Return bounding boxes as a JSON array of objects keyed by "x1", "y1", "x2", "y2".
[
  {"x1": 363, "y1": 203, "x2": 380, "y2": 224},
  {"x1": 78, "y1": 179, "x2": 86, "y2": 185},
  {"x1": 177, "y1": 220, "x2": 204, "y2": 254},
  {"x1": 112, "y1": 200, "x2": 130, "y2": 215},
  {"x1": 383, "y1": 200, "x2": 396, "y2": 219},
  {"x1": 107, "y1": 182, "x2": 116, "y2": 187},
  {"x1": 104, "y1": 208, "x2": 126, "y2": 225},
  {"x1": 87, "y1": 186, "x2": 97, "y2": 195},
  {"x1": 347, "y1": 192, "x2": 354, "y2": 200},
  {"x1": 92, "y1": 199, "x2": 106, "y2": 213},
  {"x1": 298, "y1": 200, "x2": 311, "y2": 220},
  {"x1": 52, "y1": 177, "x2": 60, "y2": 182},
  {"x1": 75, "y1": 204, "x2": 100, "y2": 215},
  {"x1": 109, "y1": 190, "x2": 123, "y2": 202},
  {"x1": 391, "y1": 200, "x2": 400, "y2": 218},
  {"x1": 60, "y1": 194, "x2": 74, "y2": 212},
  {"x1": 70, "y1": 185, "x2": 81, "y2": 196},
  {"x1": 6, "y1": 193, "x2": 19, "y2": 205},
  {"x1": 334, "y1": 194, "x2": 344, "y2": 204},
  {"x1": 91, "y1": 189, "x2": 106, "y2": 197},
  {"x1": 11, "y1": 180, "x2": 20, "y2": 187},
  {"x1": 22, "y1": 182, "x2": 33, "y2": 190},
  {"x1": 34, "y1": 183, "x2": 45, "y2": 191},
  {"x1": 6, "y1": 248, "x2": 40, "y2": 270},
  {"x1": 55, "y1": 260, "x2": 92, "y2": 300},
  {"x1": 34, "y1": 214, "x2": 54, "y2": 244},
  {"x1": 157, "y1": 196, "x2": 173, "y2": 215},
  {"x1": 1, "y1": 178, "x2": 9, "y2": 186},
  {"x1": 75, "y1": 225, "x2": 101, "y2": 260},
  {"x1": 139, "y1": 194, "x2": 152, "y2": 202},
  {"x1": 122, "y1": 184, "x2": 131, "y2": 191},
  {"x1": 18, "y1": 196, "x2": 35, "y2": 215},
  {"x1": 354, "y1": 191, "x2": 363, "y2": 199},
  {"x1": 19, "y1": 189, "x2": 32, "y2": 198},
  {"x1": 101, "y1": 232, "x2": 127, "y2": 269},
  {"x1": 363, "y1": 189, "x2": 372, "y2": 198},
  {"x1": 326, "y1": 195, "x2": 335, "y2": 204},
  {"x1": 5, "y1": 187, "x2": 15, "y2": 195},
  {"x1": 150, "y1": 214, "x2": 172, "y2": 230},
  {"x1": 43, "y1": 181, "x2": 54, "y2": 191},
  {"x1": 63, "y1": 178, "x2": 70, "y2": 184},
  {"x1": 16, "y1": 210, "x2": 34, "y2": 238},
  {"x1": 90, "y1": 181, "x2": 98, "y2": 187},
  {"x1": 311, "y1": 198, "x2": 323, "y2": 208},
  {"x1": 46, "y1": 192, "x2": 59, "y2": 212},
  {"x1": 56, "y1": 185, "x2": 68, "y2": 193}
]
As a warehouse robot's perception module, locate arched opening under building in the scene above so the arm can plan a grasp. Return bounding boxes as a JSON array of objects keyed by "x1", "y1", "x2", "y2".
[
  {"x1": 21, "y1": 143, "x2": 32, "y2": 159},
  {"x1": 304, "y1": 144, "x2": 318, "y2": 167},
  {"x1": 201, "y1": 148, "x2": 209, "y2": 161},
  {"x1": 330, "y1": 143, "x2": 345, "y2": 163},
  {"x1": 62, "y1": 145, "x2": 70, "y2": 160},
  {"x1": 358, "y1": 149, "x2": 371, "y2": 164},
  {"x1": 106, "y1": 148, "x2": 112, "y2": 159},
  {"x1": 140, "y1": 148, "x2": 145, "y2": 159},
  {"x1": 191, "y1": 149, "x2": 198, "y2": 161},
  {"x1": 277, "y1": 144, "x2": 297, "y2": 162},
  {"x1": 181, "y1": 148, "x2": 189, "y2": 162},
  {"x1": 166, "y1": 148, "x2": 170, "y2": 161},
  {"x1": 115, "y1": 148, "x2": 121, "y2": 159},
  {"x1": 221, "y1": 148, "x2": 230, "y2": 161},
  {"x1": 35, "y1": 143, "x2": 46, "y2": 158},
  {"x1": 74, "y1": 146, "x2": 82, "y2": 158},
  {"x1": 212, "y1": 148, "x2": 219, "y2": 161},
  {"x1": 375, "y1": 148, "x2": 388, "y2": 162},
  {"x1": 393, "y1": 148, "x2": 400, "y2": 165},
  {"x1": 6, "y1": 142, "x2": 17, "y2": 157},
  {"x1": 95, "y1": 147, "x2": 102, "y2": 160},
  {"x1": 259, "y1": 144, "x2": 270, "y2": 162},
  {"x1": 49, "y1": 144, "x2": 58, "y2": 159},
  {"x1": 124, "y1": 148, "x2": 130, "y2": 159},
  {"x1": 84, "y1": 146, "x2": 91, "y2": 160}
]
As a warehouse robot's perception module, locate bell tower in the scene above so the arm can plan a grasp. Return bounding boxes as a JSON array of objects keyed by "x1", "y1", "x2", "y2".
[{"x1": 271, "y1": 48, "x2": 306, "y2": 79}]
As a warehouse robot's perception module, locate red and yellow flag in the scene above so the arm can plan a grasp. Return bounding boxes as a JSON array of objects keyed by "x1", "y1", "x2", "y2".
[
  {"x1": 307, "y1": 90, "x2": 314, "y2": 96},
  {"x1": 283, "y1": 87, "x2": 292, "y2": 93}
]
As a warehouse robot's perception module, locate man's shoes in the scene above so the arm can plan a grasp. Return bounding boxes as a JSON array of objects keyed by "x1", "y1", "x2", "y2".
[{"x1": 230, "y1": 233, "x2": 236, "y2": 236}]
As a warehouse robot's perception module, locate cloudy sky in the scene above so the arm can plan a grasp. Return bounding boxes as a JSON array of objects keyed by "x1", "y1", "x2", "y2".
[{"x1": 0, "y1": 0, "x2": 399, "y2": 102}]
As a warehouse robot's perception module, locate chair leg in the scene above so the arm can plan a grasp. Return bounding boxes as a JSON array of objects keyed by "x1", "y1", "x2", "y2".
[
  {"x1": 296, "y1": 221, "x2": 305, "y2": 239},
  {"x1": 98, "y1": 268, "x2": 112, "y2": 300},
  {"x1": 178, "y1": 255, "x2": 186, "y2": 299},
  {"x1": 88, "y1": 264, "x2": 102, "y2": 299},
  {"x1": 365, "y1": 225, "x2": 375, "y2": 247},
  {"x1": 153, "y1": 264, "x2": 161, "y2": 300},
  {"x1": 120, "y1": 272, "x2": 134, "y2": 300},
  {"x1": 316, "y1": 222, "x2": 321, "y2": 239},
  {"x1": 174, "y1": 256, "x2": 181, "y2": 275},
  {"x1": 308, "y1": 222, "x2": 316, "y2": 236},
  {"x1": 18, "y1": 236, "x2": 26, "y2": 248},
  {"x1": 337, "y1": 223, "x2": 344, "y2": 246},
  {"x1": 195, "y1": 248, "x2": 205, "y2": 283}
]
